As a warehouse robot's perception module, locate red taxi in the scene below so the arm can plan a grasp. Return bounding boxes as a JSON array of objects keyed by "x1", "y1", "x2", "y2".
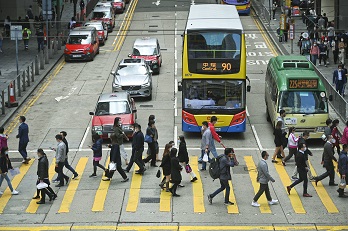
[
  {"x1": 112, "y1": 0, "x2": 125, "y2": 13},
  {"x1": 89, "y1": 92, "x2": 137, "y2": 140},
  {"x1": 91, "y1": 6, "x2": 115, "y2": 32}
]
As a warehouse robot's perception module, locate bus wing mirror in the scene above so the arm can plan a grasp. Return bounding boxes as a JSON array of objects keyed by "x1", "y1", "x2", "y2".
[
  {"x1": 247, "y1": 85, "x2": 251, "y2": 92},
  {"x1": 178, "y1": 81, "x2": 182, "y2": 91},
  {"x1": 328, "y1": 95, "x2": 333, "y2": 101}
]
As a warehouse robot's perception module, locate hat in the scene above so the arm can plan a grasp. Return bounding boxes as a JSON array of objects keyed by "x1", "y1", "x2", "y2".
[{"x1": 302, "y1": 32, "x2": 309, "y2": 39}]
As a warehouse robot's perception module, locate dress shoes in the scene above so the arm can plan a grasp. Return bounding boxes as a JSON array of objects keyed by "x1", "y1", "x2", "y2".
[
  {"x1": 36, "y1": 201, "x2": 45, "y2": 204},
  {"x1": 121, "y1": 178, "x2": 129, "y2": 182},
  {"x1": 286, "y1": 186, "x2": 291, "y2": 195},
  {"x1": 32, "y1": 195, "x2": 40, "y2": 200},
  {"x1": 49, "y1": 194, "x2": 57, "y2": 201},
  {"x1": 55, "y1": 184, "x2": 64, "y2": 187},
  {"x1": 303, "y1": 193, "x2": 313, "y2": 197},
  {"x1": 338, "y1": 194, "x2": 348, "y2": 198},
  {"x1": 329, "y1": 183, "x2": 338, "y2": 186}
]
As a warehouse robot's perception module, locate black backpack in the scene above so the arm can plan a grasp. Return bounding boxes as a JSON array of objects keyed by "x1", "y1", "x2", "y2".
[{"x1": 209, "y1": 154, "x2": 225, "y2": 180}]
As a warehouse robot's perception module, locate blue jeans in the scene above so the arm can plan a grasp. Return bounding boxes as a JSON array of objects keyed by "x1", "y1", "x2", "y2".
[
  {"x1": 210, "y1": 141, "x2": 218, "y2": 158},
  {"x1": 0, "y1": 173, "x2": 14, "y2": 192},
  {"x1": 64, "y1": 157, "x2": 77, "y2": 175},
  {"x1": 210, "y1": 179, "x2": 230, "y2": 203},
  {"x1": 311, "y1": 54, "x2": 318, "y2": 65},
  {"x1": 200, "y1": 149, "x2": 211, "y2": 170}
]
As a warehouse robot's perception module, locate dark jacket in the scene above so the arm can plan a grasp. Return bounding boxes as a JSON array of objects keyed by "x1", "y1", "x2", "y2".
[
  {"x1": 219, "y1": 155, "x2": 234, "y2": 181},
  {"x1": 109, "y1": 144, "x2": 121, "y2": 164},
  {"x1": 338, "y1": 151, "x2": 348, "y2": 175},
  {"x1": 160, "y1": 154, "x2": 171, "y2": 176},
  {"x1": 170, "y1": 156, "x2": 182, "y2": 182},
  {"x1": 178, "y1": 142, "x2": 189, "y2": 163},
  {"x1": 295, "y1": 150, "x2": 307, "y2": 169},
  {"x1": 17, "y1": 122, "x2": 29, "y2": 144},
  {"x1": 273, "y1": 128, "x2": 283, "y2": 146},
  {"x1": 298, "y1": 136, "x2": 312, "y2": 158},
  {"x1": 146, "y1": 127, "x2": 155, "y2": 144},
  {"x1": 62, "y1": 137, "x2": 69, "y2": 156},
  {"x1": 132, "y1": 131, "x2": 144, "y2": 152},
  {"x1": 322, "y1": 141, "x2": 337, "y2": 163},
  {"x1": 113, "y1": 126, "x2": 124, "y2": 145},
  {"x1": 333, "y1": 68, "x2": 347, "y2": 85},
  {"x1": 37, "y1": 155, "x2": 49, "y2": 180},
  {"x1": 0, "y1": 154, "x2": 12, "y2": 173},
  {"x1": 91, "y1": 138, "x2": 103, "y2": 158}
]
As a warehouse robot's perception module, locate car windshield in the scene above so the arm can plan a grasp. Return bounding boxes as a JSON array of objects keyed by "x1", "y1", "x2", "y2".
[
  {"x1": 85, "y1": 24, "x2": 103, "y2": 30},
  {"x1": 92, "y1": 12, "x2": 106, "y2": 18},
  {"x1": 68, "y1": 35, "x2": 91, "y2": 44},
  {"x1": 183, "y1": 79, "x2": 245, "y2": 110},
  {"x1": 133, "y1": 46, "x2": 157, "y2": 56},
  {"x1": 278, "y1": 91, "x2": 328, "y2": 114},
  {"x1": 116, "y1": 65, "x2": 148, "y2": 76},
  {"x1": 95, "y1": 101, "x2": 131, "y2": 115}
]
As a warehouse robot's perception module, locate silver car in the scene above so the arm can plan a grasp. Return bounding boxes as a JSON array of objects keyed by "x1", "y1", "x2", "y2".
[{"x1": 111, "y1": 58, "x2": 153, "y2": 100}]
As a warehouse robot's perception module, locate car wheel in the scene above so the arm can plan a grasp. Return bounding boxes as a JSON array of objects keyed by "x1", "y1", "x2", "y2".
[{"x1": 148, "y1": 93, "x2": 152, "y2": 101}]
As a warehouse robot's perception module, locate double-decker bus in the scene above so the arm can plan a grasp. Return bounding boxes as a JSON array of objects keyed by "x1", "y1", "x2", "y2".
[
  {"x1": 265, "y1": 56, "x2": 332, "y2": 138},
  {"x1": 180, "y1": 4, "x2": 249, "y2": 133},
  {"x1": 221, "y1": 0, "x2": 251, "y2": 15}
]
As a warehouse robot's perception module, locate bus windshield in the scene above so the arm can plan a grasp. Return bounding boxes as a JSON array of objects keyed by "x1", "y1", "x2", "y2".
[
  {"x1": 278, "y1": 91, "x2": 328, "y2": 114},
  {"x1": 187, "y1": 30, "x2": 241, "y2": 74},
  {"x1": 183, "y1": 79, "x2": 245, "y2": 110}
]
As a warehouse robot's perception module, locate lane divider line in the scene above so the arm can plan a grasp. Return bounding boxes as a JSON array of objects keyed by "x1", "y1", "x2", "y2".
[
  {"x1": 91, "y1": 158, "x2": 111, "y2": 212},
  {"x1": 126, "y1": 159, "x2": 141, "y2": 212},
  {"x1": 191, "y1": 156, "x2": 205, "y2": 213}
]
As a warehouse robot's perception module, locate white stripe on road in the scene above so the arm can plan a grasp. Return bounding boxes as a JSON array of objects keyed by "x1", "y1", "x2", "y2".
[
  {"x1": 174, "y1": 97, "x2": 177, "y2": 117},
  {"x1": 79, "y1": 126, "x2": 90, "y2": 151},
  {"x1": 251, "y1": 125, "x2": 263, "y2": 151}
]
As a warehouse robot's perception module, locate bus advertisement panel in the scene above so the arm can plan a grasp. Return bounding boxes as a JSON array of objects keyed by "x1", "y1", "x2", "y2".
[{"x1": 181, "y1": 4, "x2": 248, "y2": 133}]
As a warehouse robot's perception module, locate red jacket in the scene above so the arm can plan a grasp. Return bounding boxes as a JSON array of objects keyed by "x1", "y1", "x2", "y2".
[{"x1": 208, "y1": 122, "x2": 221, "y2": 143}]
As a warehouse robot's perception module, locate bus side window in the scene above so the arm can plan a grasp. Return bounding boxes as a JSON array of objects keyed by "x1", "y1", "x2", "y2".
[{"x1": 270, "y1": 78, "x2": 277, "y2": 102}]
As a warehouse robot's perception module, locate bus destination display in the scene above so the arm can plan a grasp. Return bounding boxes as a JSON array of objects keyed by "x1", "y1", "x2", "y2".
[
  {"x1": 197, "y1": 62, "x2": 233, "y2": 73},
  {"x1": 289, "y1": 79, "x2": 318, "y2": 89}
]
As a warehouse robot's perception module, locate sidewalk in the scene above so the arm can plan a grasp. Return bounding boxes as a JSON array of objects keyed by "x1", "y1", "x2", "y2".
[{"x1": 252, "y1": 0, "x2": 348, "y2": 132}]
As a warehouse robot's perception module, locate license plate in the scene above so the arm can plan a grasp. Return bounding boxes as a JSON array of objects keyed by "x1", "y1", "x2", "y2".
[
  {"x1": 73, "y1": 55, "x2": 82, "y2": 58},
  {"x1": 128, "y1": 91, "x2": 137, "y2": 94}
]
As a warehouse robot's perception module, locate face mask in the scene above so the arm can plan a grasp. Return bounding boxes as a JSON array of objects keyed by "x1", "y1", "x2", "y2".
[
  {"x1": 177, "y1": 140, "x2": 181, "y2": 144},
  {"x1": 304, "y1": 147, "x2": 307, "y2": 151},
  {"x1": 331, "y1": 138, "x2": 336, "y2": 144}
]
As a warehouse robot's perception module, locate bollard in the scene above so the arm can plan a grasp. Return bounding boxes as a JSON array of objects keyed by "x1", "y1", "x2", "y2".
[
  {"x1": 40, "y1": 52, "x2": 45, "y2": 69},
  {"x1": 54, "y1": 38, "x2": 58, "y2": 54},
  {"x1": 49, "y1": 40, "x2": 53, "y2": 59},
  {"x1": 1, "y1": 90, "x2": 5, "y2": 115},
  {"x1": 17, "y1": 75, "x2": 21, "y2": 97},
  {"x1": 31, "y1": 62, "x2": 34, "y2": 81},
  {"x1": 45, "y1": 46, "x2": 49, "y2": 64},
  {"x1": 27, "y1": 66, "x2": 30, "y2": 87},
  {"x1": 22, "y1": 71, "x2": 26, "y2": 92},
  {"x1": 35, "y1": 55, "x2": 40, "y2": 74}
]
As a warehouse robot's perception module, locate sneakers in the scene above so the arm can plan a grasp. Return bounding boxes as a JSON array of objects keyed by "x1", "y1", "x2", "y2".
[
  {"x1": 268, "y1": 199, "x2": 278, "y2": 205},
  {"x1": 251, "y1": 201, "x2": 260, "y2": 207},
  {"x1": 291, "y1": 176, "x2": 298, "y2": 181},
  {"x1": 11, "y1": 190, "x2": 19, "y2": 195},
  {"x1": 89, "y1": 173, "x2": 97, "y2": 178},
  {"x1": 207, "y1": 194, "x2": 212, "y2": 204},
  {"x1": 224, "y1": 201, "x2": 234, "y2": 205},
  {"x1": 52, "y1": 179, "x2": 59, "y2": 183}
]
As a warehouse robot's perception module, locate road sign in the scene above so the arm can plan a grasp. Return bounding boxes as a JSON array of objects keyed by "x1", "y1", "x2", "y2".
[
  {"x1": 10, "y1": 26, "x2": 22, "y2": 41},
  {"x1": 289, "y1": 23, "x2": 294, "y2": 40}
]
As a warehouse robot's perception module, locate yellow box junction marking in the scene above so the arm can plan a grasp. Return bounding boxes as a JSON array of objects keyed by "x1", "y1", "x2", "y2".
[
  {"x1": 58, "y1": 157, "x2": 88, "y2": 213},
  {"x1": 190, "y1": 156, "x2": 205, "y2": 213},
  {"x1": 226, "y1": 180, "x2": 239, "y2": 213},
  {"x1": 159, "y1": 169, "x2": 171, "y2": 212},
  {"x1": 0, "y1": 159, "x2": 34, "y2": 213},
  {"x1": 244, "y1": 156, "x2": 271, "y2": 213},
  {"x1": 273, "y1": 162, "x2": 306, "y2": 213},
  {"x1": 26, "y1": 158, "x2": 56, "y2": 213},
  {"x1": 126, "y1": 162, "x2": 141, "y2": 212},
  {"x1": 92, "y1": 158, "x2": 110, "y2": 212},
  {"x1": 307, "y1": 160, "x2": 339, "y2": 213}
]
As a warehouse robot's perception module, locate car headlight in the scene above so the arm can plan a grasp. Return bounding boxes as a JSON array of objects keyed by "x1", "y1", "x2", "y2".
[
  {"x1": 64, "y1": 48, "x2": 70, "y2": 52},
  {"x1": 141, "y1": 82, "x2": 150, "y2": 87},
  {"x1": 93, "y1": 126, "x2": 103, "y2": 131},
  {"x1": 316, "y1": 126, "x2": 326, "y2": 132},
  {"x1": 98, "y1": 35, "x2": 102, "y2": 38},
  {"x1": 152, "y1": 60, "x2": 158, "y2": 63},
  {"x1": 122, "y1": 125, "x2": 134, "y2": 131}
]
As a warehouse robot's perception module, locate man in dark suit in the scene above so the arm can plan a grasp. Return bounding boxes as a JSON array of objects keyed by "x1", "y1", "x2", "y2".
[
  {"x1": 16, "y1": 116, "x2": 30, "y2": 164},
  {"x1": 333, "y1": 64, "x2": 347, "y2": 95}
]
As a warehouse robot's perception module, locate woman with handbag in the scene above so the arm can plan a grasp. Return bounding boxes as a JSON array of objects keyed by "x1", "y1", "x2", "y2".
[
  {"x1": 178, "y1": 135, "x2": 197, "y2": 183},
  {"x1": 103, "y1": 134, "x2": 129, "y2": 182},
  {"x1": 169, "y1": 148, "x2": 182, "y2": 197},
  {"x1": 159, "y1": 143, "x2": 171, "y2": 192},
  {"x1": 89, "y1": 133, "x2": 105, "y2": 178},
  {"x1": 143, "y1": 120, "x2": 157, "y2": 167},
  {"x1": 0, "y1": 147, "x2": 19, "y2": 195}
]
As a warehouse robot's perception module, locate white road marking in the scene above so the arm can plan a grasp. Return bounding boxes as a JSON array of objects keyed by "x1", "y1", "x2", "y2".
[
  {"x1": 174, "y1": 125, "x2": 178, "y2": 146},
  {"x1": 175, "y1": 78, "x2": 178, "y2": 94},
  {"x1": 251, "y1": 125, "x2": 263, "y2": 151},
  {"x1": 246, "y1": 106, "x2": 250, "y2": 117},
  {"x1": 174, "y1": 62, "x2": 177, "y2": 76},
  {"x1": 55, "y1": 87, "x2": 77, "y2": 102},
  {"x1": 174, "y1": 97, "x2": 177, "y2": 116},
  {"x1": 79, "y1": 126, "x2": 90, "y2": 151},
  {"x1": 174, "y1": 49, "x2": 177, "y2": 60},
  {"x1": 152, "y1": 0, "x2": 160, "y2": 6}
]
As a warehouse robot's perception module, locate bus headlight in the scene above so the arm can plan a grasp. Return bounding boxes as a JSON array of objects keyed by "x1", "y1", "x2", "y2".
[{"x1": 316, "y1": 126, "x2": 326, "y2": 132}]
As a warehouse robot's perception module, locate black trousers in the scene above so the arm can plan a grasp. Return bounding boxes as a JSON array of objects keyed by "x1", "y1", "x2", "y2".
[
  {"x1": 93, "y1": 160, "x2": 105, "y2": 174},
  {"x1": 317, "y1": 161, "x2": 335, "y2": 184},
  {"x1": 36, "y1": 179, "x2": 55, "y2": 202},
  {"x1": 144, "y1": 142, "x2": 156, "y2": 165},
  {"x1": 290, "y1": 167, "x2": 308, "y2": 194},
  {"x1": 171, "y1": 180, "x2": 181, "y2": 195},
  {"x1": 284, "y1": 147, "x2": 297, "y2": 162},
  {"x1": 56, "y1": 162, "x2": 68, "y2": 185},
  {"x1": 108, "y1": 162, "x2": 127, "y2": 179},
  {"x1": 253, "y1": 183, "x2": 272, "y2": 202},
  {"x1": 126, "y1": 149, "x2": 145, "y2": 172}
]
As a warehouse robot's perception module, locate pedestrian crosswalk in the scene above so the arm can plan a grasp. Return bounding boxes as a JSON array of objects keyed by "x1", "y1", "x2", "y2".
[{"x1": 0, "y1": 154, "x2": 346, "y2": 215}]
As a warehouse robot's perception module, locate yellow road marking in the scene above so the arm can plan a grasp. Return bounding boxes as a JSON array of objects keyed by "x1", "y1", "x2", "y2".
[
  {"x1": 159, "y1": 169, "x2": 171, "y2": 212},
  {"x1": 58, "y1": 157, "x2": 88, "y2": 213},
  {"x1": 4, "y1": 60, "x2": 65, "y2": 135},
  {"x1": 226, "y1": 180, "x2": 239, "y2": 213},
  {"x1": 180, "y1": 226, "x2": 274, "y2": 231},
  {"x1": 273, "y1": 163, "x2": 306, "y2": 214},
  {"x1": 190, "y1": 156, "x2": 205, "y2": 213},
  {"x1": 92, "y1": 158, "x2": 110, "y2": 212},
  {"x1": 244, "y1": 156, "x2": 271, "y2": 213},
  {"x1": 0, "y1": 159, "x2": 35, "y2": 213},
  {"x1": 26, "y1": 158, "x2": 56, "y2": 213},
  {"x1": 126, "y1": 160, "x2": 141, "y2": 212},
  {"x1": 307, "y1": 160, "x2": 339, "y2": 213},
  {"x1": 333, "y1": 161, "x2": 347, "y2": 188},
  {"x1": 114, "y1": 0, "x2": 138, "y2": 51}
]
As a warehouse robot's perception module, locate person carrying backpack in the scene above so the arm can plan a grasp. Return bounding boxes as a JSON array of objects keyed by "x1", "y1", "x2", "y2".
[
  {"x1": 207, "y1": 148, "x2": 236, "y2": 206},
  {"x1": 22, "y1": 27, "x2": 31, "y2": 50}
]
